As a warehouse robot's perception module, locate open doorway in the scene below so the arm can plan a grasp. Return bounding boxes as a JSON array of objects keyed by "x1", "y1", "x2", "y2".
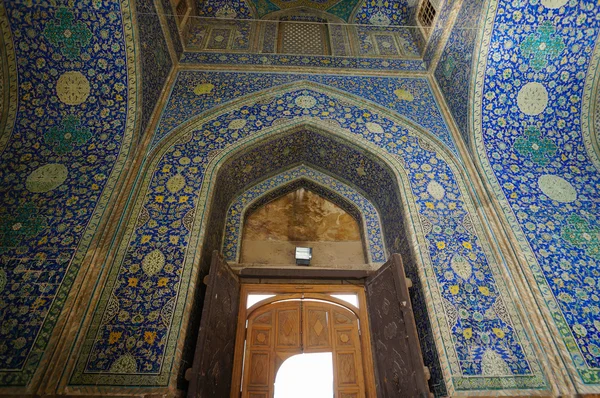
[
  {"x1": 236, "y1": 291, "x2": 372, "y2": 397},
  {"x1": 274, "y1": 352, "x2": 334, "y2": 398}
]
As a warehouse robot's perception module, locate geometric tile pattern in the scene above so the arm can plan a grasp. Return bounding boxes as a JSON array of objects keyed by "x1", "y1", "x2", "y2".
[
  {"x1": 222, "y1": 164, "x2": 387, "y2": 263},
  {"x1": 470, "y1": 0, "x2": 600, "y2": 386},
  {"x1": 71, "y1": 83, "x2": 546, "y2": 392},
  {"x1": 0, "y1": 1, "x2": 137, "y2": 386}
]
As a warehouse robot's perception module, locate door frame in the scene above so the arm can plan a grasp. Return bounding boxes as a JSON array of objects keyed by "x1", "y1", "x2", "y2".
[{"x1": 231, "y1": 283, "x2": 377, "y2": 397}]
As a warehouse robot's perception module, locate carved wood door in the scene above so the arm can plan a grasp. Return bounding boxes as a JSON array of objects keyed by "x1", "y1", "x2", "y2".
[
  {"x1": 242, "y1": 298, "x2": 365, "y2": 398},
  {"x1": 365, "y1": 254, "x2": 432, "y2": 397},
  {"x1": 188, "y1": 251, "x2": 241, "y2": 398}
]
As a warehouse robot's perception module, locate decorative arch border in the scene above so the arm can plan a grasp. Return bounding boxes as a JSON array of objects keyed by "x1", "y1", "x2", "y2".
[
  {"x1": 71, "y1": 82, "x2": 547, "y2": 394},
  {"x1": 0, "y1": 5, "x2": 18, "y2": 155},
  {"x1": 470, "y1": 0, "x2": 600, "y2": 390},
  {"x1": 222, "y1": 164, "x2": 387, "y2": 263}
]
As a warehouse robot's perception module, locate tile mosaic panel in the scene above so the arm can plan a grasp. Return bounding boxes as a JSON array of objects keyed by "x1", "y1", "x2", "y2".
[
  {"x1": 434, "y1": 0, "x2": 483, "y2": 147},
  {"x1": 352, "y1": 0, "x2": 409, "y2": 26},
  {"x1": 152, "y1": 71, "x2": 454, "y2": 155},
  {"x1": 158, "y1": 0, "x2": 183, "y2": 58},
  {"x1": 71, "y1": 83, "x2": 546, "y2": 392},
  {"x1": 180, "y1": 49, "x2": 427, "y2": 70},
  {"x1": 472, "y1": 0, "x2": 600, "y2": 386},
  {"x1": 196, "y1": 0, "x2": 253, "y2": 19},
  {"x1": 222, "y1": 165, "x2": 386, "y2": 263},
  {"x1": 422, "y1": 0, "x2": 453, "y2": 67},
  {"x1": 136, "y1": 0, "x2": 173, "y2": 138},
  {"x1": 357, "y1": 26, "x2": 421, "y2": 57},
  {"x1": 0, "y1": 0, "x2": 137, "y2": 386}
]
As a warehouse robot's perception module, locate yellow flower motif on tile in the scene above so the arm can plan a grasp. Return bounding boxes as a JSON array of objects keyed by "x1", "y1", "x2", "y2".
[
  {"x1": 157, "y1": 277, "x2": 168, "y2": 287},
  {"x1": 436, "y1": 241, "x2": 446, "y2": 249},
  {"x1": 394, "y1": 88, "x2": 414, "y2": 101},
  {"x1": 179, "y1": 196, "x2": 189, "y2": 203},
  {"x1": 493, "y1": 328, "x2": 505, "y2": 338},
  {"x1": 479, "y1": 286, "x2": 490, "y2": 296},
  {"x1": 141, "y1": 235, "x2": 151, "y2": 244},
  {"x1": 462, "y1": 241, "x2": 472, "y2": 250},
  {"x1": 193, "y1": 83, "x2": 214, "y2": 95},
  {"x1": 128, "y1": 277, "x2": 138, "y2": 287},
  {"x1": 449, "y1": 285, "x2": 459, "y2": 295},
  {"x1": 463, "y1": 328, "x2": 473, "y2": 339},
  {"x1": 109, "y1": 331, "x2": 122, "y2": 344},
  {"x1": 425, "y1": 202, "x2": 435, "y2": 209},
  {"x1": 155, "y1": 195, "x2": 164, "y2": 203},
  {"x1": 144, "y1": 331, "x2": 157, "y2": 345},
  {"x1": 170, "y1": 235, "x2": 179, "y2": 244}
]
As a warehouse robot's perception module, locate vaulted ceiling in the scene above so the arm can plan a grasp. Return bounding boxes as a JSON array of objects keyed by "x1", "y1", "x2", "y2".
[{"x1": 0, "y1": 0, "x2": 599, "y2": 396}]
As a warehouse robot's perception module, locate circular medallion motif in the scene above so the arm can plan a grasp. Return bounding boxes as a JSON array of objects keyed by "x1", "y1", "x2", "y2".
[
  {"x1": 142, "y1": 249, "x2": 166, "y2": 276},
  {"x1": 517, "y1": 82, "x2": 548, "y2": 116},
  {"x1": 538, "y1": 174, "x2": 577, "y2": 203},
  {"x1": 427, "y1": 181, "x2": 445, "y2": 200},
  {"x1": 167, "y1": 174, "x2": 186, "y2": 193},
  {"x1": 193, "y1": 83, "x2": 214, "y2": 95},
  {"x1": 365, "y1": 122, "x2": 384, "y2": 134},
  {"x1": 228, "y1": 119, "x2": 247, "y2": 129},
  {"x1": 56, "y1": 71, "x2": 90, "y2": 105},
  {"x1": 256, "y1": 332, "x2": 266, "y2": 343},
  {"x1": 339, "y1": 333, "x2": 350, "y2": 343},
  {"x1": 394, "y1": 88, "x2": 414, "y2": 101},
  {"x1": 541, "y1": 0, "x2": 568, "y2": 8},
  {"x1": 451, "y1": 254, "x2": 472, "y2": 281},
  {"x1": 295, "y1": 95, "x2": 317, "y2": 109},
  {"x1": 26, "y1": 163, "x2": 68, "y2": 193}
]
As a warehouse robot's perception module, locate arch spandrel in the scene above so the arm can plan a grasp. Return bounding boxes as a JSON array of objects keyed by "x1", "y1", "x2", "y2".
[
  {"x1": 151, "y1": 77, "x2": 459, "y2": 158},
  {"x1": 70, "y1": 84, "x2": 548, "y2": 394}
]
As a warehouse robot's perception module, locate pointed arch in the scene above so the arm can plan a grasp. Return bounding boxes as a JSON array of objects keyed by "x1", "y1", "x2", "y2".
[
  {"x1": 222, "y1": 164, "x2": 387, "y2": 263},
  {"x1": 71, "y1": 82, "x2": 546, "y2": 395}
]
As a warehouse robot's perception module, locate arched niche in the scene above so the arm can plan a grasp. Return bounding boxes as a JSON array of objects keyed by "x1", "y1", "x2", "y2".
[
  {"x1": 222, "y1": 164, "x2": 386, "y2": 265},
  {"x1": 71, "y1": 83, "x2": 546, "y2": 396},
  {"x1": 240, "y1": 186, "x2": 367, "y2": 265}
]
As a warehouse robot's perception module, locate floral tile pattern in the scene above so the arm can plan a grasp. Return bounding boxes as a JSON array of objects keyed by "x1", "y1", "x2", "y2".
[
  {"x1": 71, "y1": 83, "x2": 546, "y2": 392},
  {"x1": 180, "y1": 51, "x2": 427, "y2": 71},
  {"x1": 152, "y1": 71, "x2": 456, "y2": 156},
  {"x1": 434, "y1": 0, "x2": 483, "y2": 146},
  {"x1": 222, "y1": 165, "x2": 387, "y2": 263},
  {"x1": 471, "y1": 0, "x2": 600, "y2": 385},
  {"x1": 0, "y1": 0, "x2": 137, "y2": 386}
]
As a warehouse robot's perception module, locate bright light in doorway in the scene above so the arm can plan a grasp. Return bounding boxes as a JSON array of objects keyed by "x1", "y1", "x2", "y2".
[
  {"x1": 274, "y1": 352, "x2": 333, "y2": 398},
  {"x1": 246, "y1": 294, "x2": 276, "y2": 308},
  {"x1": 331, "y1": 294, "x2": 359, "y2": 308}
]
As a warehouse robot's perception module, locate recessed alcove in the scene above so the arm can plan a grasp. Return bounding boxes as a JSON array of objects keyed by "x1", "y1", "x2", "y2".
[
  {"x1": 178, "y1": 127, "x2": 445, "y2": 394},
  {"x1": 240, "y1": 187, "x2": 367, "y2": 265}
]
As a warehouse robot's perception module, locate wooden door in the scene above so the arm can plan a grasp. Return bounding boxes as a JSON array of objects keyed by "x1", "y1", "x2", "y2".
[
  {"x1": 242, "y1": 298, "x2": 365, "y2": 398},
  {"x1": 188, "y1": 251, "x2": 241, "y2": 398},
  {"x1": 365, "y1": 254, "x2": 432, "y2": 397}
]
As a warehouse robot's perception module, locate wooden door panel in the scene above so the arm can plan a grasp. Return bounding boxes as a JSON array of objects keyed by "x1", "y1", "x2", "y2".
[
  {"x1": 276, "y1": 307, "x2": 300, "y2": 349},
  {"x1": 249, "y1": 326, "x2": 270, "y2": 346},
  {"x1": 248, "y1": 352, "x2": 270, "y2": 386},
  {"x1": 304, "y1": 306, "x2": 331, "y2": 350},
  {"x1": 336, "y1": 352, "x2": 358, "y2": 385},
  {"x1": 365, "y1": 254, "x2": 431, "y2": 397},
  {"x1": 188, "y1": 251, "x2": 240, "y2": 398}
]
